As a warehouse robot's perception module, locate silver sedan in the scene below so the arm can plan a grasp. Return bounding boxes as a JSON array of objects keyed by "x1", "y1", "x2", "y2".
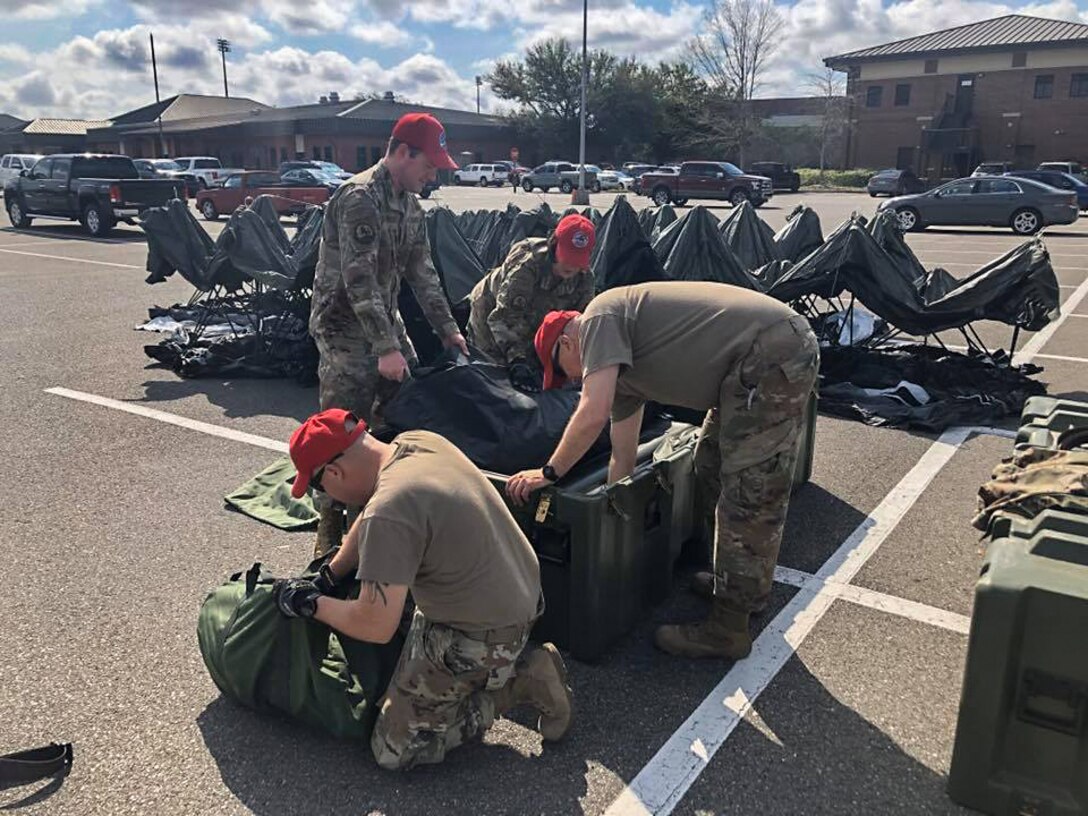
[{"x1": 877, "y1": 176, "x2": 1079, "y2": 235}]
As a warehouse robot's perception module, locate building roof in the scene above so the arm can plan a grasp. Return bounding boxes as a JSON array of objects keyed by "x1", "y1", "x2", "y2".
[
  {"x1": 0, "y1": 113, "x2": 26, "y2": 131},
  {"x1": 826, "y1": 14, "x2": 1088, "y2": 64},
  {"x1": 108, "y1": 94, "x2": 268, "y2": 127},
  {"x1": 20, "y1": 118, "x2": 112, "y2": 135},
  {"x1": 339, "y1": 98, "x2": 506, "y2": 127}
]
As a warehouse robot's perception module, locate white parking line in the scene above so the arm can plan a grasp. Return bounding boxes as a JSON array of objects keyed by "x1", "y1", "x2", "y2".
[{"x1": 0, "y1": 247, "x2": 142, "y2": 269}]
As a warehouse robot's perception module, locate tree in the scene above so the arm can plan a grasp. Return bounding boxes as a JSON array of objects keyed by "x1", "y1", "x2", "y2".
[
  {"x1": 806, "y1": 67, "x2": 850, "y2": 171},
  {"x1": 689, "y1": 0, "x2": 783, "y2": 165}
]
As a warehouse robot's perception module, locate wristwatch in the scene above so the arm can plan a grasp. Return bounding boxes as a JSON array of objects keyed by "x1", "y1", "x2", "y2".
[{"x1": 542, "y1": 464, "x2": 560, "y2": 482}]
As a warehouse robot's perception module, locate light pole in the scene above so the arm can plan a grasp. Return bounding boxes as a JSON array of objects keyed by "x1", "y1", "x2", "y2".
[
  {"x1": 217, "y1": 39, "x2": 231, "y2": 98},
  {"x1": 572, "y1": 0, "x2": 590, "y2": 205},
  {"x1": 475, "y1": 75, "x2": 482, "y2": 114}
]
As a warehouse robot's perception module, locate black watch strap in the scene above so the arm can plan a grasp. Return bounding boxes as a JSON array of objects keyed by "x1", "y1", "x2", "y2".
[{"x1": 542, "y1": 464, "x2": 559, "y2": 482}]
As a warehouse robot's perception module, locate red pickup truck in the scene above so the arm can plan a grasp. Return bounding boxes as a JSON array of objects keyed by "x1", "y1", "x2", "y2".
[
  {"x1": 195, "y1": 171, "x2": 331, "y2": 220},
  {"x1": 640, "y1": 161, "x2": 774, "y2": 208}
]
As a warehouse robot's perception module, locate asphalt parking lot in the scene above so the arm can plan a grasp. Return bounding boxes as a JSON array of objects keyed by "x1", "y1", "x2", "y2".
[{"x1": 1, "y1": 188, "x2": 1086, "y2": 815}]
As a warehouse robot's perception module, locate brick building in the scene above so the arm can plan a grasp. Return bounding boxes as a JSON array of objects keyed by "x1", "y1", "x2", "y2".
[
  {"x1": 825, "y1": 15, "x2": 1088, "y2": 180},
  {"x1": 86, "y1": 93, "x2": 514, "y2": 173}
]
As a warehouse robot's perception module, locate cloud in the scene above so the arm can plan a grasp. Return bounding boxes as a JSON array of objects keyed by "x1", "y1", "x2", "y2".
[
  {"x1": 14, "y1": 73, "x2": 58, "y2": 107},
  {"x1": 350, "y1": 20, "x2": 416, "y2": 46},
  {"x1": 0, "y1": 0, "x2": 97, "y2": 20},
  {"x1": 0, "y1": 44, "x2": 33, "y2": 64},
  {"x1": 261, "y1": 0, "x2": 357, "y2": 33}
]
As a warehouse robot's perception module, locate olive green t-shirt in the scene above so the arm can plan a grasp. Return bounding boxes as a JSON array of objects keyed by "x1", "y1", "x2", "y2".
[
  {"x1": 579, "y1": 282, "x2": 799, "y2": 421},
  {"x1": 353, "y1": 430, "x2": 540, "y2": 631}
]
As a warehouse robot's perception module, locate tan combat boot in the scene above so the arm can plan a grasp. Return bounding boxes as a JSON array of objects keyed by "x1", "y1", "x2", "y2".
[
  {"x1": 654, "y1": 602, "x2": 753, "y2": 660},
  {"x1": 689, "y1": 572, "x2": 768, "y2": 615},
  {"x1": 313, "y1": 507, "x2": 343, "y2": 558},
  {"x1": 495, "y1": 643, "x2": 573, "y2": 741}
]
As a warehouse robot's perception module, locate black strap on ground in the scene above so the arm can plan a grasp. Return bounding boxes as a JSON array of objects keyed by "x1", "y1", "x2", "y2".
[{"x1": 0, "y1": 743, "x2": 73, "y2": 790}]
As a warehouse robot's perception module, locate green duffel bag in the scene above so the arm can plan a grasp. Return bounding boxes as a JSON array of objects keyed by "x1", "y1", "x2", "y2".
[{"x1": 197, "y1": 557, "x2": 404, "y2": 741}]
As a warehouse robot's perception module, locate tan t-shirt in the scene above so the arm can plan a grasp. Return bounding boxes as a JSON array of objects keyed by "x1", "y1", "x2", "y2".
[
  {"x1": 579, "y1": 282, "x2": 798, "y2": 421},
  {"x1": 353, "y1": 430, "x2": 540, "y2": 631}
]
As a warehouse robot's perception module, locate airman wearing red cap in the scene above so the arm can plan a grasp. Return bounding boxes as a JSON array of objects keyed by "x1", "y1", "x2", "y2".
[
  {"x1": 309, "y1": 112, "x2": 469, "y2": 555},
  {"x1": 272, "y1": 409, "x2": 573, "y2": 770},
  {"x1": 467, "y1": 214, "x2": 596, "y2": 391},
  {"x1": 506, "y1": 282, "x2": 819, "y2": 662}
]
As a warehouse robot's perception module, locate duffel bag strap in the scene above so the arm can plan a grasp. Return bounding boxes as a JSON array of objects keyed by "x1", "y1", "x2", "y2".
[{"x1": 0, "y1": 742, "x2": 73, "y2": 790}]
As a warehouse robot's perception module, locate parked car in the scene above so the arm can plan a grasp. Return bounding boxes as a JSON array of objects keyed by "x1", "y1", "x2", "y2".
[
  {"x1": 132, "y1": 158, "x2": 200, "y2": 196},
  {"x1": 597, "y1": 169, "x2": 635, "y2": 191},
  {"x1": 878, "y1": 176, "x2": 1079, "y2": 235},
  {"x1": 971, "y1": 161, "x2": 1014, "y2": 177},
  {"x1": 520, "y1": 162, "x2": 599, "y2": 193},
  {"x1": 282, "y1": 168, "x2": 343, "y2": 192},
  {"x1": 867, "y1": 168, "x2": 927, "y2": 197},
  {"x1": 747, "y1": 161, "x2": 801, "y2": 192},
  {"x1": 194, "y1": 171, "x2": 330, "y2": 221},
  {"x1": 3, "y1": 153, "x2": 186, "y2": 237},
  {"x1": 453, "y1": 164, "x2": 509, "y2": 186},
  {"x1": 1037, "y1": 161, "x2": 1084, "y2": 178},
  {"x1": 312, "y1": 160, "x2": 352, "y2": 180},
  {"x1": 0, "y1": 154, "x2": 44, "y2": 186},
  {"x1": 173, "y1": 156, "x2": 243, "y2": 188},
  {"x1": 640, "y1": 161, "x2": 773, "y2": 207},
  {"x1": 1006, "y1": 170, "x2": 1088, "y2": 212}
]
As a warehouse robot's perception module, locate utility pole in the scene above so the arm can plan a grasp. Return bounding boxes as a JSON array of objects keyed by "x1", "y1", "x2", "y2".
[
  {"x1": 217, "y1": 39, "x2": 231, "y2": 98},
  {"x1": 475, "y1": 76, "x2": 482, "y2": 114},
  {"x1": 572, "y1": 0, "x2": 590, "y2": 205},
  {"x1": 149, "y1": 33, "x2": 165, "y2": 157}
]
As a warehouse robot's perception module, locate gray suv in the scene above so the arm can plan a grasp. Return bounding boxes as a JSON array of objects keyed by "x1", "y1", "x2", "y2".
[{"x1": 521, "y1": 162, "x2": 599, "y2": 193}]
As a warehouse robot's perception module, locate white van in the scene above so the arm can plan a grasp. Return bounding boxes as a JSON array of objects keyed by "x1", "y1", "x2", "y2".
[
  {"x1": 453, "y1": 164, "x2": 510, "y2": 187},
  {"x1": 0, "y1": 154, "x2": 44, "y2": 186}
]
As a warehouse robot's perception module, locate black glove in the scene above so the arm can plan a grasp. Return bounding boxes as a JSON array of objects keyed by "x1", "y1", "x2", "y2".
[
  {"x1": 312, "y1": 563, "x2": 340, "y2": 595},
  {"x1": 272, "y1": 578, "x2": 322, "y2": 618},
  {"x1": 509, "y1": 361, "x2": 541, "y2": 393}
]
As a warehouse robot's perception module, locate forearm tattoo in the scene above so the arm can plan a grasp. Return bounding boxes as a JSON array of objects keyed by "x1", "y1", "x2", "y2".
[{"x1": 360, "y1": 581, "x2": 389, "y2": 606}]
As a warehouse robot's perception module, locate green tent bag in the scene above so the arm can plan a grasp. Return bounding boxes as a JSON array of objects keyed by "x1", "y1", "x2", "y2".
[{"x1": 197, "y1": 559, "x2": 404, "y2": 741}]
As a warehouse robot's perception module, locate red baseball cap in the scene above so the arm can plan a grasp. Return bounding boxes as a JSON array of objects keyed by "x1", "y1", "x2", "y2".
[
  {"x1": 534, "y1": 310, "x2": 581, "y2": 390},
  {"x1": 289, "y1": 409, "x2": 368, "y2": 498},
  {"x1": 554, "y1": 214, "x2": 595, "y2": 269},
  {"x1": 391, "y1": 112, "x2": 458, "y2": 170}
]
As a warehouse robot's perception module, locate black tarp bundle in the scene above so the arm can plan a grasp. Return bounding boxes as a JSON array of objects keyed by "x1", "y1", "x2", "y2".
[
  {"x1": 475, "y1": 203, "x2": 556, "y2": 269},
  {"x1": 382, "y1": 354, "x2": 670, "y2": 474},
  {"x1": 590, "y1": 196, "x2": 666, "y2": 292},
  {"x1": 819, "y1": 344, "x2": 1046, "y2": 431},
  {"x1": 424, "y1": 207, "x2": 487, "y2": 304},
  {"x1": 653, "y1": 207, "x2": 761, "y2": 289},
  {"x1": 773, "y1": 205, "x2": 824, "y2": 263},
  {"x1": 637, "y1": 205, "x2": 677, "y2": 241},
  {"x1": 719, "y1": 201, "x2": 779, "y2": 271},
  {"x1": 141, "y1": 198, "x2": 243, "y2": 291}
]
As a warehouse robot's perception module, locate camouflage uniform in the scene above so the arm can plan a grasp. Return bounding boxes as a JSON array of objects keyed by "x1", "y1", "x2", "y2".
[
  {"x1": 370, "y1": 607, "x2": 537, "y2": 771},
  {"x1": 310, "y1": 160, "x2": 458, "y2": 421},
  {"x1": 694, "y1": 315, "x2": 819, "y2": 612},
  {"x1": 467, "y1": 237, "x2": 594, "y2": 367}
]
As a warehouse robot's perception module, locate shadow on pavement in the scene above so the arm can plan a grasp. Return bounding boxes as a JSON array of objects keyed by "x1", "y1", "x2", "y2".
[
  {"x1": 137, "y1": 377, "x2": 317, "y2": 422},
  {"x1": 776, "y1": 482, "x2": 870, "y2": 575},
  {"x1": 0, "y1": 773, "x2": 69, "y2": 811},
  {"x1": 0, "y1": 225, "x2": 147, "y2": 244}
]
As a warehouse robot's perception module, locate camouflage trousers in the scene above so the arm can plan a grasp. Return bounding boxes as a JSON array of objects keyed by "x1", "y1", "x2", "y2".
[
  {"x1": 694, "y1": 315, "x2": 820, "y2": 613},
  {"x1": 371, "y1": 609, "x2": 535, "y2": 770}
]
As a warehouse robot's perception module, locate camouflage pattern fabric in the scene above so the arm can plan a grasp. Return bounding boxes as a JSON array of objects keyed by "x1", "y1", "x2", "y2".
[
  {"x1": 694, "y1": 315, "x2": 820, "y2": 612},
  {"x1": 309, "y1": 160, "x2": 457, "y2": 360},
  {"x1": 370, "y1": 609, "x2": 532, "y2": 770},
  {"x1": 468, "y1": 237, "x2": 594, "y2": 366},
  {"x1": 972, "y1": 446, "x2": 1088, "y2": 534}
]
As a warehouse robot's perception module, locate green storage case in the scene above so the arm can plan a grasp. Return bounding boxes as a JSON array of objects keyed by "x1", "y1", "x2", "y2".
[
  {"x1": 948, "y1": 509, "x2": 1088, "y2": 815},
  {"x1": 1016, "y1": 397, "x2": 1088, "y2": 451}
]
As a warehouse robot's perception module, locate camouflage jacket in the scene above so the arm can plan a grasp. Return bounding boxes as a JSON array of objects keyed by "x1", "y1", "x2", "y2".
[
  {"x1": 309, "y1": 161, "x2": 457, "y2": 356},
  {"x1": 468, "y1": 237, "x2": 594, "y2": 365}
]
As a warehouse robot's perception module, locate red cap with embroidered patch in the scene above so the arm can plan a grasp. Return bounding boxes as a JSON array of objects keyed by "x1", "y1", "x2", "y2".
[
  {"x1": 391, "y1": 112, "x2": 458, "y2": 170},
  {"x1": 534, "y1": 310, "x2": 581, "y2": 390},
  {"x1": 289, "y1": 409, "x2": 368, "y2": 498},
  {"x1": 554, "y1": 214, "x2": 595, "y2": 269}
]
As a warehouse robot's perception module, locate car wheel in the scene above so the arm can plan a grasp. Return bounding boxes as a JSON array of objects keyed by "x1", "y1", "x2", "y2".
[
  {"x1": 201, "y1": 199, "x2": 219, "y2": 221},
  {"x1": 591, "y1": 181, "x2": 601, "y2": 193},
  {"x1": 1011, "y1": 208, "x2": 1042, "y2": 235},
  {"x1": 869, "y1": 191, "x2": 878, "y2": 197},
  {"x1": 7, "y1": 199, "x2": 31, "y2": 229},
  {"x1": 419, "y1": 188, "x2": 431, "y2": 199},
  {"x1": 790, "y1": 183, "x2": 800, "y2": 193},
  {"x1": 521, "y1": 179, "x2": 533, "y2": 192},
  {"x1": 729, "y1": 188, "x2": 750, "y2": 207},
  {"x1": 478, "y1": 177, "x2": 489, "y2": 187},
  {"x1": 453, "y1": 175, "x2": 461, "y2": 185},
  {"x1": 560, "y1": 180, "x2": 573, "y2": 194},
  {"x1": 895, "y1": 207, "x2": 920, "y2": 232},
  {"x1": 652, "y1": 187, "x2": 671, "y2": 206},
  {"x1": 673, "y1": 198, "x2": 688, "y2": 207},
  {"x1": 82, "y1": 202, "x2": 114, "y2": 237}
]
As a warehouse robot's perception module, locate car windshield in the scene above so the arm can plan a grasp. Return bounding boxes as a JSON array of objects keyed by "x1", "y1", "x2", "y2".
[
  {"x1": 152, "y1": 160, "x2": 182, "y2": 171},
  {"x1": 314, "y1": 161, "x2": 345, "y2": 173},
  {"x1": 720, "y1": 162, "x2": 743, "y2": 176}
]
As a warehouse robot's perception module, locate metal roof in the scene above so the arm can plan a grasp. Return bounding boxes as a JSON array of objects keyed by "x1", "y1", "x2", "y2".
[
  {"x1": 826, "y1": 14, "x2": 1088, "y2": 63},
  {"x1": 21, "y1": 118, "x2": 112, "y2": 135},
  {"x1": 108, "y1": 94, "x2": 269, "y2": 127},
  {"x1": 0, "y1": 113, "x2": 26, "y2": 131}
]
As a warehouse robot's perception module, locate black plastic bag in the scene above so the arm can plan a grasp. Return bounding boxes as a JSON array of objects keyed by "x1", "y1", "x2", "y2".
[
  {"x1": 591, "y1": 196, "x2": 666, "y2": 292},
  {"x1": 718, "y1": 201, "x2": 778, "y2": 271},
  {"x1": 653, "y1": 207, "x2": 762, "y2": 289},
  {"x1": 773, "y1": 205, "x2": 824, "y2": 263}
]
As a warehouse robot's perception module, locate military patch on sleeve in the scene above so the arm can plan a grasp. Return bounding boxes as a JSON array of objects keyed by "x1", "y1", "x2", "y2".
[
  {"x1": 512, "y1": 295, "x2": 528, "y2": 310},
  {"x1": 354, "y1": 222, "x2": 376, "y2": 245}
]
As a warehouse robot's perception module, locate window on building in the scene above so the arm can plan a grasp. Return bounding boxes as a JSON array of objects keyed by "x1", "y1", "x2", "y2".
[
  {"x1": 280, "y1": 147, "x2": 288, "y2": 163},
  {"x1": 269, "y1": 147, "x2": 277, "y2": 168},
  {"x1": 356, "y1": 146, "x2": 367, "y2": 171},
  {"x1": 894, "y1": 84, "x2": 911, "y2": 106},
  {"x1": 1034, "y1": 75, "x2": 1054, "y2": 99},
  {"x1": 324, "y1": 146, "x2": 333, "y2": 161},
  {"x1": 895, "y1": 146, "x2": 915, "y2": 170},
  {"x1": 1011, "y1": 51, "x2": 1027, "y2": 68},
  {"x1": 866, "y1": 86, "x2": 883, "y2": 107},
  {"x1": 1071, "y1": 73, "x2": 1088, "y2": 97},
  {"x1": 312, "y1": 146, "x2": 321, "y2": 160},
  {"x1": 924, "y1": 59, "x2": 938, "y2": 74},
  {"x1": 371, "y1": 146, "x2": 383, "y2": 166}
]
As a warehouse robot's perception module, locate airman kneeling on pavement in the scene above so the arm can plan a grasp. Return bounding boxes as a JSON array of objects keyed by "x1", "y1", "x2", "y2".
[{"x1": 272, "y1": 409, "x2": 573, "y2": 770}]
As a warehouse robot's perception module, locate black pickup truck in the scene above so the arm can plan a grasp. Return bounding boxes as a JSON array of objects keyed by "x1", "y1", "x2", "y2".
[{"x1": 4, "y1": 154, "x2": 186, "y2": 237}]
